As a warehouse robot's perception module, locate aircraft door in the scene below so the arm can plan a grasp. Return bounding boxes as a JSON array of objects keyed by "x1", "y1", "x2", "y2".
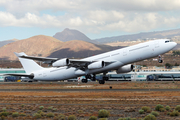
[
  {"x1": 154, "y1": 41, "x2": 159, "y2": 48},
  {"x1": 43, "y1": 73, "x2": 47, "y2": 77},
  {"x1": 150, "y1": 43, "x2": 154, "y2": 55},
  {"x1": 123, "y1": 49, "x2": 127, "y2": 56}
]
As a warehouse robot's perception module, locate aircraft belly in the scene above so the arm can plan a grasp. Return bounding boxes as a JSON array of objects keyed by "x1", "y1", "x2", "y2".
[{"x1": 34, "y1": 68, "x2": 77, "y2": 81}]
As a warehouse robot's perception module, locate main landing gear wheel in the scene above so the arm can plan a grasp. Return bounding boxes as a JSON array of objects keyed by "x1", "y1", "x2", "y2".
[
  {"x1": 103, "y1": 76, "x2": 109, "y2": 81},
  {"x1": 99, "y1": 80, "x2": 105, "y2": 84},
  {"x1": 82, "y1": 79, "x2": 88, "y2": 83}
]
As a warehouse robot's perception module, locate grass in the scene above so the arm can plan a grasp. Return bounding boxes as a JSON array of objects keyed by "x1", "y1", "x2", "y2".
[{"x1": 0, "y1": 82, "x2": 179, "y2": 119}]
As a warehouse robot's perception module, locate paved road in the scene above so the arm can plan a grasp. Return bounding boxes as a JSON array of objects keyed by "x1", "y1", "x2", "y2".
[{"x1": 0, "y1": 89, "x2": 179, "y2": 91}]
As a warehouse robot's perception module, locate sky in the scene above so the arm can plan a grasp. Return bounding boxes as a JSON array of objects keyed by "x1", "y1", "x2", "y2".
[{"x1": 1, "y1": 0, "x2": 180, "y2": 41}]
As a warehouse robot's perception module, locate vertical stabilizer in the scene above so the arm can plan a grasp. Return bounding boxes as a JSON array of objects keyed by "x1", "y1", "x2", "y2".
[{"x1": 14, "y1": 52, "x2": 43, "y2": 73}]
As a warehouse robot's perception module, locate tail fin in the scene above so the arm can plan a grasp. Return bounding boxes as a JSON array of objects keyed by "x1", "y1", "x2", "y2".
[{"x1": 14, "y1": 52, "x2": 43, "y2": 73}]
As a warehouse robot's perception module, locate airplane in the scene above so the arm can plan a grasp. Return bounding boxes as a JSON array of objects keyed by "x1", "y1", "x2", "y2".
[{"x1": 6, "y1": 39, "x2": 177, "y2": 84}]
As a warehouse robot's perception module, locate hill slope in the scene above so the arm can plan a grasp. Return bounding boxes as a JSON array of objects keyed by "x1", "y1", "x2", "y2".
[
  {"x1": 0, "y1": 39, "x2": 18, "y2": 48},
  {"x1": 94, "y1": 29, "x2": 180, "y2": 43},
  {"x1": 0, "y1": 36, "x2": 121, "y2": 60},
  {"x1": 49, "y1": 40, "x2": 121, "y2": 58},
  {"x1": 0, "y1": 35, "x2": 63, "y2": 60}
]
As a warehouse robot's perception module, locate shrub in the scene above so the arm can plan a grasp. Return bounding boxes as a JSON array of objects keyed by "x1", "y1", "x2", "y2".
[
  {"x1": 58, "y1": 114, "x2": 66, "y2": 120},
  {"x1": 21, "y1": 104, "x2": 25, "y2": 107},
  {"x1": 98, "y1": 109, "x2": 110, "y2": 118},
  {"x1": 170, "y1": 110, "x2": 179, "y2": 117},
  {"x1": 139, "y1": 109, "x2": 144, "y2": 114},
  {"x1": 39, "y1": 106, "x2": 44, "y2": 110},
  {"x1": 48, "y1": 106, "x2": 53, "y2": 110},
  {"x1": 175, "y1": 105, "x2": 180, "y2": 112},
  {"x1": 155, "y1": 104, "x2": 164, "y2": 111},
  {"x1": 12, "y1": 112, "x2": 19, "y2": 117},
  {"x1": 19, "y1": 113, "x2": 26, "y2": 116},
  {"x1": 99, "y1": 118, "x2": 108, "y2": 120},
  {"x1": 125, "y1": 117, "x2": 132, "y2": 120},
  {"x1": 159, "y1": 108, "x2": 166, "y2": 112},
  {"x1": 37, "y1": 110, "x2": 42, "y2": 114},
  {"x1": 165, "y1": 105, "x2": 171, "y2": 111},
  {"x1": 89, "y1": 116, "x2": 97, "y2": 120},
  {"x1": 118, "y1": 118, "x2": 124, "y2": 120},
  {"x1": 1, "y1": 115, "x2": 5, "y2": 120},
  {"x1": 40, "y1": 112, "x2": 45, "y2": 116},
  {"x1": 151, "y1": 111, "x2": 159, "y2": 117},
  {"x1": 46, "y1": 112, "x2": 54, "y2": 117},
  {"x1": 78, "y1": 110, "x2": 83, "y2": 113},
  {"x1": 141, "y1": 106, "x2": 151, "y2": 112},
  {"x1": 167, "y1": 112, "x2": 170, "y2": 115},
  {"x1": 68, "y1": 115, "x2": 76, "y2": 120},
  {"x1": 118, "y1": 118, "x2": 136, "y2": 120},
  {"x1": 33, "y1": 113, "x2": 41, "y2": 119},
  {"x1": 52, "y1": 108, "x2": 57, "y2": 111},
  {"x1": 0, "y1": 112, "x2": 9, "y2": 117},
  {"x1": 2, "y1": 108, "x2": 6, "y2": 112},
  {"x1": 144, "y1": 114, "x2": 156, "y2": 120}
]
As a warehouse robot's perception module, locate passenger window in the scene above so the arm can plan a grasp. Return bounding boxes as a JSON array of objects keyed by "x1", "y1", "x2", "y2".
[{"x1": 165, "y1": 41, "x2": 169, "y2": 43}]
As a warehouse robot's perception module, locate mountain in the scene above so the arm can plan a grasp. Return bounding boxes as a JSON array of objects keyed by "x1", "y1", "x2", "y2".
[
  {"x1": 53, "y1": 28, "x2": 97, "y2": 44},
  {"x1": 0, "y1": 35, "x2": 63, "y2": 60},
  {"x1": 0, "y1": 39, "x2": 18, "y2": 48},
  {"x1": 48, "y1": 40, "x2": 120, "y2": 58},
  {"x1": 94, "y1": 29, "x2": 180, "y2": 43},
  {"x1": 0, "y1": 35, "x2": 121, "y2": 60}
]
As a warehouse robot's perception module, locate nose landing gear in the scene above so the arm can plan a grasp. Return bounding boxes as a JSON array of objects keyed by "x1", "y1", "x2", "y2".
[{"x1": 158, "y1": 55, "x2": 163, "y2": 63}]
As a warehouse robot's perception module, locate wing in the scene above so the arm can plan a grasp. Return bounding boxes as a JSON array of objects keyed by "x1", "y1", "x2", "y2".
[
  {"x1": 19, "y1": 55, "x2": 58, "y2": 64},
  {"x1": 17, "y1": 52, "x2": 116, "y2": 69}
]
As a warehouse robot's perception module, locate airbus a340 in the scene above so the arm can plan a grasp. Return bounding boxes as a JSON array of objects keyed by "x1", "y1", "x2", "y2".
[{"x1": 7, "y1": 39, "x2": 177, "y2": 84}]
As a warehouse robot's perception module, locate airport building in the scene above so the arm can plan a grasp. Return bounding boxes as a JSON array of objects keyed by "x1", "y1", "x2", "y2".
[
  {"x1": 0, "y1": 68, "x2": 25, "y2": 82},
  {"x1": 0, "y1": 66, "x2": 180, "y2": 82}
]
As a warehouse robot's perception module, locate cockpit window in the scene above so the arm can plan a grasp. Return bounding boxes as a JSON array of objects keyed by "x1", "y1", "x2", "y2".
[{"x1": 165, "y1": 41, "x2": 169, "y2": 43}]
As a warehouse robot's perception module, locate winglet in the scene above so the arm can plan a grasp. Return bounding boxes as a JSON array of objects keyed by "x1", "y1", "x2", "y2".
[{"x1": 14, "y1": 52, "x2": 27, "y2": 57}]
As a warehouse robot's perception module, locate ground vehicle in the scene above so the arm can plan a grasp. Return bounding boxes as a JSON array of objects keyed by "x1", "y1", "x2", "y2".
[{"x1": 4, "y1": 76, "x2": 21, "y2": 82}]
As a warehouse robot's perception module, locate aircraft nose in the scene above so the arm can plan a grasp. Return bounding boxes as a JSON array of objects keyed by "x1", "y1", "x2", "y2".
[{"x1": 172, "y1": 42, "x2": 177, "y2": 48}]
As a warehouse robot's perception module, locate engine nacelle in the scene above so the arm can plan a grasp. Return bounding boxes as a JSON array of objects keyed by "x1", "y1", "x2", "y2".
[
  {"x1": 116, "y1": 64, "x2": 133, "y2": 74},
  {"x1": 52, "y1": 58, "x2": 70, "y2": 67},
  {"x1": 88, "y1": 61, "x2": 105, "y2": 69}
]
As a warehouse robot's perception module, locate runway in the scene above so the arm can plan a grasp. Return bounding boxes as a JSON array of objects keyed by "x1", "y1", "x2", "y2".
[{"x1": 0, "y1": 89, "x2": 179, "y2": 91}]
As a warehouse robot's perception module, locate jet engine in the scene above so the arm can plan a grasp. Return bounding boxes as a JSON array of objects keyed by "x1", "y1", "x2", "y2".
[
  {"x1": 52, "y1": 58, "x2": 70, "y2": 67},
  {"x1": 88, "y1": 61, "x2": 105, "y2": 69},
  {"x1": 116, "y1": 64, "x2": 133, "y2": 74}
]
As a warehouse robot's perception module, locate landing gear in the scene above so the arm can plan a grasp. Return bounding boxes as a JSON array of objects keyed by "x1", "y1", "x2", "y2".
[
  {"x1": 158, "y1": 55, "x2": 163, "y2": 63},
  {"x1": 99, "y1": 80, "x2": 105, "y2": 84},
  {"x1": 82, "y1": 79, "x2": 88, "y2": 83},
  {"x1": 91, "y1": 74, "x2": 96, "y2": 81},
  {"x1": 86, "y1": 74, "x2": 91, "y2": 79},
  {"x1": 82, "y1": 74, "x2": 91, "y2": 83},
  {"x1": 99, "y1": 73, "x2": 109, "y2": 84}
]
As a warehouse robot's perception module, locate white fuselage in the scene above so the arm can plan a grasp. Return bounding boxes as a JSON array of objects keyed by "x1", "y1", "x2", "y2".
[{"x1": 33, "y1": 39, "x2": 177, "y2": 81}]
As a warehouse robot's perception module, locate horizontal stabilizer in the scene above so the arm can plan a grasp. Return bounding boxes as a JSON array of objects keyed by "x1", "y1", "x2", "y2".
[{"x1": 4, "y1": 73, "x2": 34, "y2": 77}]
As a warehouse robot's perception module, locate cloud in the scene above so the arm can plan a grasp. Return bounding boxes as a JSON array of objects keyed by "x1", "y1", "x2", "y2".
[
  {"x1": 1, "y1": 10, "x2": 180, "y2": 34},
  {"x1": 1, "y1": 0, "x2": 180, "y2": 15},
  {"x1": 1, "y1": 0, "x2": 180, "y2": 37}
]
